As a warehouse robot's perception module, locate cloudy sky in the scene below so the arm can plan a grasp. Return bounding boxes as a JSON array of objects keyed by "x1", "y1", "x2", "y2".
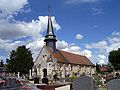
[{"x1": 0, "y1": 0, "x2": 120, "y2": 65}]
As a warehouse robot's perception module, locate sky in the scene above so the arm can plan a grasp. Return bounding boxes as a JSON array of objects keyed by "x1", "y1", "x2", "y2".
[{"x1": 0, "y1": 0, "x2": 120, "y2": 65}]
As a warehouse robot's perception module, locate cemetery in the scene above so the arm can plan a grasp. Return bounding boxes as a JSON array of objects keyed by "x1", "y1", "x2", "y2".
[
  {"x1": 0, "y1": 1, "x2": 120, "y2": 90},
  {"x1": 0, "y1": 71, "x2": 120, "y2": 90}
]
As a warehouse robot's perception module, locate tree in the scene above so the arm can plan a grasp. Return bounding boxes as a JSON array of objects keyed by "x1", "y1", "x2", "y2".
[
  {"x1": 0, "y1": 59, "x2": 3, "y2": 67},
  {"x1": 7, "y1": 50, "x2": 16, "y2": 72},
  {"x1": 96, "y1": 63, "x2": 101, "y2": 73},
  {"x1": 7, "y1": 45, "x2": 34, "y2": 75},
  {"x1": 107, "y1": 63, "x2": 113, "y2": 73},
  {"x1": 108, "y1": 48, "x2": 120, "y2": 70}
]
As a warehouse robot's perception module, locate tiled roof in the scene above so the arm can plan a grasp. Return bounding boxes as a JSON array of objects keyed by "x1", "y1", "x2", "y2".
[
  {"x1": 99, "y1": 66, "x2": 108, "y2": 72},
  {"x1": 47, "y1": 47, "x2": 94, "y2": 66}
]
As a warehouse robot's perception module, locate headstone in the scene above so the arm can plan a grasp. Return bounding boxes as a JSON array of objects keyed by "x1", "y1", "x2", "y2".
[
  {"x1": 73, "y1": 76, "x2": 98, "y2": 90},
  {"x1": 17, "y1": 72, "x2": 20, "y2": 78},
  {"x1": 5, "y1": 77, "x2": 17, "y2": 87},
  {"x1": 107, "y1": 78, "x2": 120, "y2": 90},
  {"x1": 29, "y1": 69, "x2": 32, "y2": 79},
  {"x1": 61, "y1": 64, "x2": 66, "y2": 78},
  {"x1": 34, "y1": 77, "x2": 39, "y2": 84},
  {"x1": 42, "y1": 77, "x2": 49, "y2": 85}
]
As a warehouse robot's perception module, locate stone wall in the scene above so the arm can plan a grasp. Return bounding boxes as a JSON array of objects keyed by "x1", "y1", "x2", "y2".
[{"x1": 32, "y1": 47, "x2": 95, "y2": 80}]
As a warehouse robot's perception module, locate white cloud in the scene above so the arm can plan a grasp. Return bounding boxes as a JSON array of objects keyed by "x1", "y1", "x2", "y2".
[
  {"x1": 98, "y1": 54, "x2": 106, "y2": 65},
  {"x1": 27, "y1": 37, "x2": 44, "y2": 50},
  {"x1": 112, "y1": 31, "x2": 120, "y2": 36},
  {"x1": 0, "y1": 38, "x2": 27, "y2": 53},
  {"x1": 0, "y1": 16, "x2": 60, "y2": 40},
  {"x1": 85, "y1": 31, "x2": 120, "y2": 64},
  {"x1": 62, "y1": 43, "x2": 82, "y2": 54},
  {"x1": 66, "y1": 0, "x2": 98, "y2": 4},
  {"x1": 106, "y1": 31, "x2": 120, "y2": 52},
  {"x1": 0, "y1": 16, "x2": 61, "y2": 59},
  {"x1": 68, "y1": 44, "x2": 81, "y2": 54},
  {"x1": 107, "y1": 43, "x2": 120, "y2": 53},
  {"x1": 81, "y1": 49, "x2": 92, "y2": 58},
  {"x1": 85, "y1": 32, "x2": 120, "y2": 52},
  {"x1": 75, "y1": 34, "x2": 83, "y2": 40},
  {"x1": 92, "y1": 8, "x2": 103, "y2": 16},
  {"x1": 26, "y1": 37, "x2": 45, "y2": 59},
  {"x1": 0, "y1": 56, "x2": 6, "y2": 62},
  {"x1": 0, "y1": 0, "x2": 29, "y2": 18},
  {"x1": 57, "y1": 40, "x2": 69, "y2": 49},
  {"x1": 85, "y1": 40, "x2": 108, "y2": 50},
  {"x1": 98, "y1": 54, "x2": 106, "y2": 60},
  {"x1": 57, "y1": 41, "x2": 82, "y2": 54}
]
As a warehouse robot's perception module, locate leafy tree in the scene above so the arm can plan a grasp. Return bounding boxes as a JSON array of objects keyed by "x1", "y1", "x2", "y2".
[
  {"x1": 107, "y1": 63, "x2": 113, "y2": 73},
  {"x1": 7, "y1": 45, "x2": 34, "y2": 75},
  {"x1": 108, "y1": 48, "x2": 120, "y2": 70},
  {"x1": 7, "y1": 50, "x2": 16, "y2": 72},
  {"x1": 96, "y1": 63, "x2": 101, "y2": 73}
]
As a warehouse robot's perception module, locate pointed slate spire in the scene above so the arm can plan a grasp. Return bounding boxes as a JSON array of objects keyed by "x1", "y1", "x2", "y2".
[
  {"x1": 44, "y1": 5, "x2": 57, "y2": 52},
  {"x1": 46, "y1": 5, "x2": 55, "y2": 37}
]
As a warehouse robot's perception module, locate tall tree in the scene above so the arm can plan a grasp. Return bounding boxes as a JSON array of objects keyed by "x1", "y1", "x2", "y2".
[
  {"x1": 108, "y1": 48, "x2": 120, "y2": 70},
  {"x1": 7, "y1": 50, "x2": 16, "y2": 72},
  {"x1": 0, "y1": 59, "x2": 3, "y2": 67},
  {"x1": 96, "y1": 63, "x2": 101, "y2": 73},
  {"x1": 107, "y1": 63, "x2": 113, "y2": 73},
  {"x1": 7, "y1": 45, "x2": 34, "y2": 75}
]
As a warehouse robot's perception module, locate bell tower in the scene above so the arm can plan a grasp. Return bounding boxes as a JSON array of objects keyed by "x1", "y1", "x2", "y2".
[{"x1": 44, "y1": 6, "x2": 57, "y2": 52}]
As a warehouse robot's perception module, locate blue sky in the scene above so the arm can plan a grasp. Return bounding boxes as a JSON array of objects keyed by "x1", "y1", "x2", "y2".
[{"x1": 0, "y1": 0, "x2": 120, "y2": 64}]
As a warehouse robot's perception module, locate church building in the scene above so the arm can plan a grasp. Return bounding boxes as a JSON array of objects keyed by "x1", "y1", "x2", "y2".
[{"x1": 30, "y1": 7, "x2": 95, "y2": 80}]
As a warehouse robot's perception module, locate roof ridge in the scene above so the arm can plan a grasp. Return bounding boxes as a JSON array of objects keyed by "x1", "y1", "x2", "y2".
[
  {"x1": 59, "y1": 50, "x2": 84, "y2": 57},
  {"x1": 35, "y1": 45, "x2": 46, "y2": 62},
  {"x1": 56, "y1": 50, "x2": 70, "y2": 63}
]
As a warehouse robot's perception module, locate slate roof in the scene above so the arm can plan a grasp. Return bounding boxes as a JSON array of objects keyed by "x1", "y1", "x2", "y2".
[{"x1": 47, "y1": 47, "x2": 94, "y2": 66}]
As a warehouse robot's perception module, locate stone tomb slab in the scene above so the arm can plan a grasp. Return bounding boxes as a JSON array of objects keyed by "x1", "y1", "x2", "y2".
[
  {"x1": 107, "y1": 78, "x2": 120, "y2": 90},
  {"x1": 73, "y1": 76, "x2": 97, "y2": 90}
]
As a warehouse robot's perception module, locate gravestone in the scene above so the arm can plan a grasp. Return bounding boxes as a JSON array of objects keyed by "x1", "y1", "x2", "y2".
[
  {"x1": 2, "y1": 77, "x2": 18, "y2": 88},
  {"x1": 6, "y1": 77, "x2": 16, "y2": 87},
  {"x1": 9, "y1": 78, "x2": 16, "y2": 87},
  {"x1": 34, "y1": 77, "x2": 39, "y2": 84},
  {"x1": 73, "y1": 76, "x2": 98, "y2": 90},
  {"x1": 42, "y1": 77, "x2": 49, "y2": 85},
  {"x1": 107, "y1": 78, "x2": 120, "y2": 90}
]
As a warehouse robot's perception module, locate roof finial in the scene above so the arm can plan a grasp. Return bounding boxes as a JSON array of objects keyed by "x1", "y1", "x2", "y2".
[{"x1": 48, "y1": 2, "x2": 51, "y2": 17}]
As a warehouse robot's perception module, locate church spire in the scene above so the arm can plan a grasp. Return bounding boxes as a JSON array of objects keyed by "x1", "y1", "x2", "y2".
[
  {"x1": 46, "y1": 5, "x2": 55, "y2": 37},
  {"x1": 44, "y1": 5, "x2": 57, "y2": 52}
]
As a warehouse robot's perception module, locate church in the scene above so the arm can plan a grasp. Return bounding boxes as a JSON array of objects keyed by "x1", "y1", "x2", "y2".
[{"x1": 30, "y1": 8, "x2": 95, "y2": 80}]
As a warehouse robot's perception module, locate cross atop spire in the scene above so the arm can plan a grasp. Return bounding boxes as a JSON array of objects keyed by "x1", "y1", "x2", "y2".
[
  {"x1": 46, "y1": 5, "x2": 55, "y2": 36},
  {"x1": 44, "y1": 5, "x2": 57, "y2": 52},
  {"x1": 48, "y1": 4, "x2": 50, "y2": 16}
]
